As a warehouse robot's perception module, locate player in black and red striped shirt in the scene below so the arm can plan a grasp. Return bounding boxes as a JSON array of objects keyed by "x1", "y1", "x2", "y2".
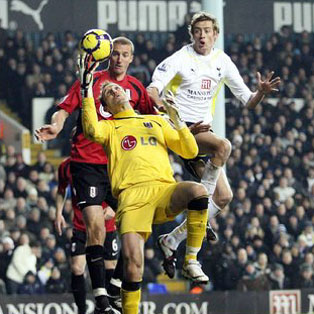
[{"x1": 35, "y1": 37, "x2": 156, "y2": 314}]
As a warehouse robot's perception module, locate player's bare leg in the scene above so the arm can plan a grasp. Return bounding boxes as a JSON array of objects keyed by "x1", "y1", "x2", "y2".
[
  {"x1": 194, "y1": 131, "x2": 231, "y2": 196},
  {"x1": 83, "y1": 205, "x2": 113, "y2": 313},
  {"x1": 121, "y1": 232, "x2": 144, "y2": 314},
  {"x1": 104, "y1": 260, "x2": 117, "y2": 289}
]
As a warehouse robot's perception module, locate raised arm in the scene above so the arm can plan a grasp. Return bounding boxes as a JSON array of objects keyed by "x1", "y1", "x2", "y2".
[
  {"x1": 82, "y1": 98, "x2": 109, "y2": 144},
  {"x1": 246, "y1": 71, "x2": 281, "y2": 109},
  {"x1": 78, "y1": 53, "x2": 110, "y2": 145},
  {"x1": 224, "y1": 54, "x2": 281, "y2": 110}
]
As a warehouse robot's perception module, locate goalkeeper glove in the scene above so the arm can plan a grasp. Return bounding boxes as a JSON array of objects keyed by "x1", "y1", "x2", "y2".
[
  {"x1": 162, "y1": 90, "x2": 186, "y2": 130},
  {"x1": 77, "y1": 52, "x2": 99, "y2": 98}
]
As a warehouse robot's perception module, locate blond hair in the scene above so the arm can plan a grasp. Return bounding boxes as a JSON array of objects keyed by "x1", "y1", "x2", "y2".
[
  {"x1": 188, "y1": 11, "x2": 220, "y2": 37},
  {"x1": 113, "y1": 36, "x2": 135, "y2": 54}
]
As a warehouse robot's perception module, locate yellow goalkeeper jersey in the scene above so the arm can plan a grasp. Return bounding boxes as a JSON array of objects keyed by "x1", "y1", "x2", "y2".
[{"x1": 82, "y1": 98, "x2": 198, "y2": 198}]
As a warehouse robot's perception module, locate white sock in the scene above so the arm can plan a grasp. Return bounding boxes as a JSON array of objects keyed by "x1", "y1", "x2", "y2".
[
  {"x1": 201, "y1": 160, "x2": 221, "y2": 197},
  {"x1": 164, "y1": 219, "x2": 187, "y2": 250},
  {"x1": 208, "y1": 198, "x2": 222, "y2": 219},
  {"x1": 110, "y1": 278, "x2": 121, "y2": 288},
  {"x1": 185, "y1": 246, "x2": 199, "y2": 261}
]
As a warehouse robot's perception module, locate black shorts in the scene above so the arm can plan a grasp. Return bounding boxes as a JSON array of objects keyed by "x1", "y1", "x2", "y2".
[
  {"x1": 70, "y1": 229, "x2": 119, "y2": 260},
  {"x1": 70, "y1": 161, "x2": 117, "y2": 210},
  {"x1": 180, "y1": 122, "x2": 212, "y2": 179},
  {"x1": 104, "y1": 231, "x2": 120, "y2": 260}
]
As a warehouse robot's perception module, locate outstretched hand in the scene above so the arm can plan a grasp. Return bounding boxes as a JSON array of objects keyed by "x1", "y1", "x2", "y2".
[
  {"x1": 77, "y1": 52, "x2": 99, "y2": 97},
  {"x1": 34, "y1": 124, "x2": 58, "y2": 142},
  {"x1": 256, "y1": 71, "x2": 281, "y2": 95},
  {"x1": 162, "y1": 91, "x2": 186, "y2": 130}
]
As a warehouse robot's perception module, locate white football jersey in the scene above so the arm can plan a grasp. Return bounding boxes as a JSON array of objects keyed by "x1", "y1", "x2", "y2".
[{"x1": 149, "y1": 44, "x2": 253, "y2": 124}]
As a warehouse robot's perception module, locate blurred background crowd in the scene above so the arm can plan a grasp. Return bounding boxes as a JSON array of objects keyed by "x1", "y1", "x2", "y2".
[{"x1": 0, "y1": 20, "x2": 313, "y2": 295}]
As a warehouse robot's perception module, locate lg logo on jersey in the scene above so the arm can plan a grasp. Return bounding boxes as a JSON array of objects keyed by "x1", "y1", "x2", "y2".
[
  {"x1": 141, "y1": 137, "x2": 157, "y2": 146},
  {"x1": 121, "y1": 136, "x2": 137, "y2": 150},
  {"x1": 121, "y1": 135, "x2": 157, "y2": 150}
]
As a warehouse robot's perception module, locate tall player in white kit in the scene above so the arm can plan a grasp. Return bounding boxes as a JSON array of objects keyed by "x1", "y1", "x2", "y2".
[{"x1": 147, "y1": 11, "x2": 281, "y2": 280}]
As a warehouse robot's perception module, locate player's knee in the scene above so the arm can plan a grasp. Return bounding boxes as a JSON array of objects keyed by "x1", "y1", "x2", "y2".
[
  {"x1": 215, "y1": 190, "x2": 233, "y2": 209},
  {"x1": 216, "y1": 138, "x2": 232, "y2": 162},
  {"x1": 86, "y1": 225, "x2": 105, "y2": 244},
  {"x1": 71, "y1": 263, "x2": 85, "y2": 276},
  {"x1": 124, "y1": 252, "x2": 143, "y2": 280},
  {"x1": 187, "y1": 185, "x2": 208, "y2": 211},
  {"x1": 188, "y1": 182, "x2": 208, "y2": 200},
  {"x1": 105, "y1": 260, "x2": 117, "y2": 270}
]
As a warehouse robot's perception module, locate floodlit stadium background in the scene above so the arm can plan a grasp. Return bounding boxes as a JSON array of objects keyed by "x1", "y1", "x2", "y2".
[{"x1": 0, "y1": 0, "x2": 313, "y2": 313}]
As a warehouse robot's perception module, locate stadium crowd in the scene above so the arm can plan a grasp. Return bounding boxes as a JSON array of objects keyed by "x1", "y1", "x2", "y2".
[{"x1": 0, "y1": 22, "x2": 313, "y2": 295}]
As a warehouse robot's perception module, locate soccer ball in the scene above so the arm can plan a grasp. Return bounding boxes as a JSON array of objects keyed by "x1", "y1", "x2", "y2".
[{"x1": 79, "y1": 29, "x2": 113, "y2": 63}]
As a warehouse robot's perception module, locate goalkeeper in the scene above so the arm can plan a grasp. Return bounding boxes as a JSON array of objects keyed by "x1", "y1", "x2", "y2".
[{"x1": 79, "y1": 53, "x2": 209, "y2": 314}]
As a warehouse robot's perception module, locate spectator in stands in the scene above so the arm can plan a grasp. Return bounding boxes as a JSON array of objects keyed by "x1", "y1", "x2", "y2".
[
  {"x1": 11, "y1": 154, "x2": 29, "y2": 178},
  {"x1": 27, "y1": 208, "x2": 42, "y2": 235},
  {"x1": 6, "y1": 237, "x2": 39, "y2": 294},
  {"x1": 264, "y1": 215, "x2": 281, "y2": 248},
  {"x1": 33, "y1": 152, "x2": 47, "y2": 173},
  {"x1": 14, "y1": 177, "x2": 28, "y2": 198},
  {"x1": 16, "y1": 215, "x2": 27, "y2": 232},
  {"x1": 45, "y1": 266, "x2": 67, "y2": 293},
  {"x1": 9, "y1": 228, "x2": 20, "y2": 246},
  {"x1": 268, "y1": 263, "x2": 291, "y2": 290},
  {"x1": 26, "y1": 187, "x2": 38, "y2": 209},
  {"x1": 302, "y1": 222, "x2": 314, "y2": 248},
  {"x1": 224, "y1": 248, "x2": 248, "y2": 290},
  {"x1": 254, "y1": 252, "x2": 271, "y2": 276},
  {"x1": 134, "y1": 33, "x2": 146, "y2": 53},
  {"x1": 0, "y1": 236, "x2": 14, "y2": 290},
  {"x1": 128, "y1": 56, "x2": 151, "y2": 86},
  {"x1": 38, "y1": 227, "x2": 52, "y2": 246},
  {"x1": 295, "y1": 263, "x2": 314, "y2": 289},
  {"x1": 15, "y1": 196, "x2": 29, "y2": 214},
  {"x1": 237, "y1": 262, "x2": 270, "y2": 291},
  {"x1": 27, "y1": 169, "x2": 40, "y2": 188},
  {"x1": 6, "y1": 171, "x2": 17, "y2": 190},
  {"x1": 42, "y1": 234, "x2": 57, "y2": 261},
  {"x1": 37, "y1": 180, "x2": 51, "y2": 201},
  {"x1": 0, "y1": 188, "x2": 16, "y2": 211},
  {"x1": 18, "y1": 271, "x2": 44, "y2": 295},
  {"x1": 142, "y1": 246, "x2": 163, "y2": 285}
]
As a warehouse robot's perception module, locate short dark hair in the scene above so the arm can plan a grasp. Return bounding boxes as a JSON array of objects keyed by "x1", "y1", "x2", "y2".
[{"x1": 29, "y1": 240, "x2": 40, "y2": 248}]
